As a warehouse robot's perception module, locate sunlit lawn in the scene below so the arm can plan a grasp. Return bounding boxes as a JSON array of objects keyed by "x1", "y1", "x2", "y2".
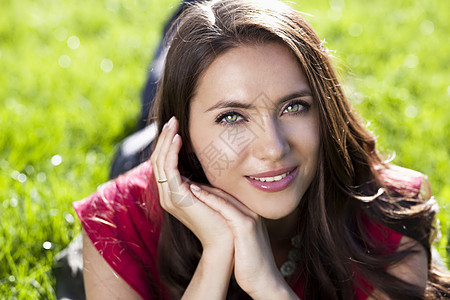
[{"x1": 0, "y1": 0, "x2": 448, "y2": 298}]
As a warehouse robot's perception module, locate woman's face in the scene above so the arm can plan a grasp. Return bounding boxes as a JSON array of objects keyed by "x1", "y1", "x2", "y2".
[{"x1": 189, "y1": 42, "x2": 320, "y2": 220}]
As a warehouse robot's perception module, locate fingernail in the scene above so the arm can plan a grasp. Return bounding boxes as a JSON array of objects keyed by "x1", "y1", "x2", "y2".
[
  {"x1": 190, "y1": 184, "x2": 200, "y2": 192},
  {"x1": 172, "y1": 134, "x2": 178, "y2": 144},
  {"x1": 168, "y1": 116, "x2": 175, "y2": 129}
]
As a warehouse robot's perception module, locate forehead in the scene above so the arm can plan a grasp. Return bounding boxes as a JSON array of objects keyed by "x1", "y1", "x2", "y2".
[{"x1": 191, "y1": 42, "x2": 311, "y2": 108}]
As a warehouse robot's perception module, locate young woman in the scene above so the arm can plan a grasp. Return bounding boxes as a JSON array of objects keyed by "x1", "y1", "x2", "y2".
[{"x1": 74, "y1": 0, "x2": 450, "y2": 299}]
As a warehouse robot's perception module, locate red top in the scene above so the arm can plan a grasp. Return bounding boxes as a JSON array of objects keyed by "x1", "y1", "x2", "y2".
[{"x1": 73, "y1": 160, "x2": 423, "y2": 299}]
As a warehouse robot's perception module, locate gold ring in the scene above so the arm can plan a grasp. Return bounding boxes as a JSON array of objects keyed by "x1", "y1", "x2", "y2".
[{"x1": 157, "y1": 178, "x2": 168, "y2": 183}]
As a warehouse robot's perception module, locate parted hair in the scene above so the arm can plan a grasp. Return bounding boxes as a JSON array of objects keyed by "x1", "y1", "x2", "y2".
[{"x1": 150, "y1": 0, "x2": 450, "y2": 298}]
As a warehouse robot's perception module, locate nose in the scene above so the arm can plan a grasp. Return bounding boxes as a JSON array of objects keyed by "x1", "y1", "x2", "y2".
[{"x1": 251, "y1": 117, "x2": 290, "y2": 162}]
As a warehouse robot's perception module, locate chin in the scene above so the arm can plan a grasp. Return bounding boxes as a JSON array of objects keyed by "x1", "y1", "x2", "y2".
[{"x1": 252, "y1": 202, "x2": 298, "y2": 220}]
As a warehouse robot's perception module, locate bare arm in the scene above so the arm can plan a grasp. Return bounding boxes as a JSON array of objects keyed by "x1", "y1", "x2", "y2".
[
  {"x1": 82, "y1": 229, "x2": 142, "y2": 300},
  {"x1": 182, "y1": 244, "x2": 234, "y2": 299},
  {"x1": 367, "y1": 235, "x2": 428, "y2": 300}
]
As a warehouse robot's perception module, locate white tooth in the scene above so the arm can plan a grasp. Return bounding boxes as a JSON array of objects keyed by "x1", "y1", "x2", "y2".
[{"x1": 250, "y1": 170, "x2": 292, "y2": 182}]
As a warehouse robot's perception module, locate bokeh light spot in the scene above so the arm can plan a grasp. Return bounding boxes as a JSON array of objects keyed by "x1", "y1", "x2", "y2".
[
  {"x1": 37, "y1": 172, "x2": 47, "y2": 182},
  {"x1": 404, "y1": 54, "x2": 418, "y2": 68},
  {"x1": 58, "y1": 55, "x2": 71, "y2": 68},
  {"x1": 17, "y1": 173, "x2": 27, "y2": 183},
  {"x1": 30, "y1": 189, "x2": 39, "y2": 200},
  {"x1": 67, "y1": 36, "x2": 80, "y2": 49},
  {"x1": 328, "y1": 8, "x2": 342, "y2": 21},
  {"x1": 86, "y1": 151, "x2": 97, "y2": 164},
  {"x1": 420, "y1": 20, "x2": 434, "y2": 35},
  {"x1": 348, "y1": 23, "x2": 363, "y2": 37},
  {"x1": 65, "y1": 213, "x2": 75, "y2": 224},
  {"x1": 25, "y1": 165, "x2": 35, "y2": 174},
  {"x1": 404, "y1": 105, "x2": 418, "y2": 118},
  {"x1": 10, "y1": 198, "x2": 18, "y2": 208},
  {"x1": 101, "y1": 59, "x2": 113, "y2": 72},
  {"x1": 43, "y1": 241, "x2": 52, "y2": 250},
  {"x1": 10, "y1": 170, "x2": 27, "y2": 183},
  {"x1": 106, "y1": 0, "x2": 120, "y2": 12},
  {"x1": 51, "y1": 155, "x2": 63, "y2": 166}
]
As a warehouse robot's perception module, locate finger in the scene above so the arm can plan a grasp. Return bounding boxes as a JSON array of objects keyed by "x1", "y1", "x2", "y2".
[
  {"x1": 158, "y1": 117, "x2": 178, "y2": 164},
  {"x1": 165, "y1": 134, "x2": 198, "y2": 207},
  {"x1": 154, "y1": 116, "x2": 178, "y2": 180},
  {"x1": 190, "y1": 184, "x2": 257, "y2": 234},
  {"x1": 150, "y1": 117, "x2": 181, "y2": 210},
  {"x1": 150, "y1": 118, "x2": 171, "y2": 179},
  {"x1": 195, "y1": 184, "x2": 257, "y2": 218}
]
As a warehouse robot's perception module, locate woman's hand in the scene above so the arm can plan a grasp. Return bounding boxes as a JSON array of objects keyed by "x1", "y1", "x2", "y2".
[
  {"x1": 151, "y1": 117, "x2": 236, "y2": 299},
  {"x1": 150, "y1": 116, "x2": 233, "y2": 250},
  {"x1": 189, "y1": 184, "x2": 299, "y2": 300}
]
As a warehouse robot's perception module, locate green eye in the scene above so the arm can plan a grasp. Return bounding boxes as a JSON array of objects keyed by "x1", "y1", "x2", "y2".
[
  {"x1": 225, "y1": 114, "x2": 239, "y2": 122},
  {"x1": 215, "y1": 112, "x2": 244, "y2": 126},
  {"x1": 281, "y1": 100, "x2": 311, "y2": 116},
  {"x1": 284, "y1": 103, "x2": 302, "y2": 113}
]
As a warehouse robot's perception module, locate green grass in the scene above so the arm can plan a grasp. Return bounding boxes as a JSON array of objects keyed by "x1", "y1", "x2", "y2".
[{"x1": 0, "y1": 0, "x2": 448, "y2": 298}]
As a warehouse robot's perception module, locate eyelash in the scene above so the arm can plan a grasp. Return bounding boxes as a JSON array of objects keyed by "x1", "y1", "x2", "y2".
[
  {"x1": 214, "y1": 100, "x2": 311, "y2": 126},
  {"x1": 281, "y1": 100, "x2": 310, "y2": 116},
  {"x1": 215, "y1": 111, "x2": 245, "y2": 127}
]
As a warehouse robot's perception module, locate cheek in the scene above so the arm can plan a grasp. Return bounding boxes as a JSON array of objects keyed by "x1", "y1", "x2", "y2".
[
  {"x1": 288, "y1": 118, "x2": 321, "y2": 164},
  {"x1": 190, "y1": 124, "x2": 252, "y2": 184}
]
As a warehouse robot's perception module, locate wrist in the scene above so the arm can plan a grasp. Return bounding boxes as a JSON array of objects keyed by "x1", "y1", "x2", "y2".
[
  {"x1": 202, "y1": 242, "x2": 234, "y2": 259},
  {"x1": 249, "y1": 274, "x2": 298, "y2": 300},
  {"x1": 200, "y1": 243, "x2": 234, "y2": 274},
  {"x1": 182, "y1": 243, "x2": 234, "y2": 299}
]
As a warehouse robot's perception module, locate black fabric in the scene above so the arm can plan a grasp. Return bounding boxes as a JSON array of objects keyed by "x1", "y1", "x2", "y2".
[
  {"x1": 53, "y1": 235, "x2": 86, "y2": 300},
  {"x1": 139, "y1": 0, "x2": 198, "y2": 129}
]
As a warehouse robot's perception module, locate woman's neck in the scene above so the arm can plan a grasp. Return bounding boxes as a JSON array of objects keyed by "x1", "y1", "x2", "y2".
[
  {"x1": 264, "y1": 207, "x2": 299, "y2": 244},
  {"x1": 264, "y1": 208, "x2": 300, "y2": 271}
]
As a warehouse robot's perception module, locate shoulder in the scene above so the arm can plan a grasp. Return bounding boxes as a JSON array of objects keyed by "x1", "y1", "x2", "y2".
[
  {"x1": 82, "y1": 229, "x2": 143, "y2": 299},
  {"x1": 376, "y1": 164, "x2": 439, "y2": 241},
  {"x1": 73, "y1": 160, "x2": 162, "y2": 229},
  {"x1": 74, "y1": 160, "x2": 165, "y2": 299},
  {"x1": 391, "y1": 235, "x2": 428, "y2": 285},
  {"x1": 376, "y1": 164, "x2": 429, "y2": 199},
  {"x1": 366, "y1": 235, "x2": 428, "y2": 300}
]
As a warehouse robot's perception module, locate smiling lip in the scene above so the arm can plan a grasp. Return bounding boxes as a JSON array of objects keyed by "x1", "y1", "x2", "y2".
[{"x1": 245, "y1": 166, "x2": 298, "y2": 192}]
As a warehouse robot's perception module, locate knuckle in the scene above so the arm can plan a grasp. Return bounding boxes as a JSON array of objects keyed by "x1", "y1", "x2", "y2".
[
  {"x1": 161, "y1": 199, "x2": 175, "y2": 212},
  {"x1": 198, "y1": 188, "x2": 210, "y2": 198},
  {"x1": 174, "y1": 193, "x2": 196, "y2": 208},
  {"x1": 159, "y1": 199, "x2": 169, "y2": 211}
]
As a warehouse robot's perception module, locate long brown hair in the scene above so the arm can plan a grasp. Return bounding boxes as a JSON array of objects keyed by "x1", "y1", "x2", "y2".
[{"x1": 150, "y1": 0, "x2": 449, "y2": 298}]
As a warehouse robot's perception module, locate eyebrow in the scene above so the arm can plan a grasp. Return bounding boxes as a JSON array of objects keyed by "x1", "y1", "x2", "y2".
[{"x1": 204, "y1": 90, "x2": 313, "y2": 112}]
